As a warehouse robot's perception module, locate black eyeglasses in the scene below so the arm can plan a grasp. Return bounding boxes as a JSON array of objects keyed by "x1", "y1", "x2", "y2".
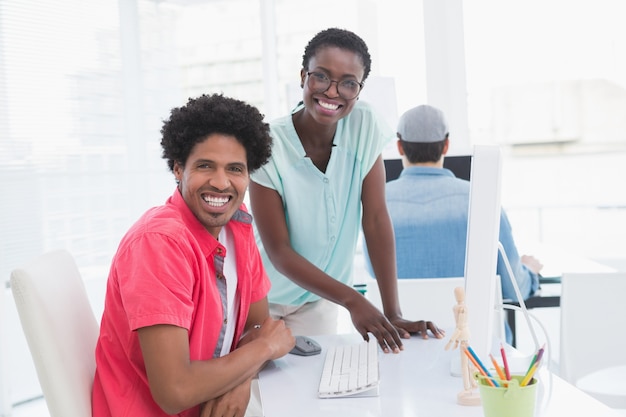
[{"x1": 306, "y1": 71, "x2": 363, "y2": 100}]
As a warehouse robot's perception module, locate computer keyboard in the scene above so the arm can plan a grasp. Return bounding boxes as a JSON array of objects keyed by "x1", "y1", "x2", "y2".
[{"x1": 318, "y1": 337, "x2": 380, "y2": 398}]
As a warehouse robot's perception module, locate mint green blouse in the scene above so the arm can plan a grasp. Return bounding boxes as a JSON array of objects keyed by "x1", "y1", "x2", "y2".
[{"x1": 251, "y1": 101, "x2": 394, "y2": 306}]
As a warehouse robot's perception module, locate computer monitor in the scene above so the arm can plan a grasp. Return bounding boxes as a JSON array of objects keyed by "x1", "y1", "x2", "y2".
[
  {"x1": 383, "y1": 155, "x2": 472, "y2": 182},
  {"x1": 463, "y1": 145, "x2": 502, "y2": 359},
  {"x1": 380, "y1": 148, "x2": 501, "y2": 358}
]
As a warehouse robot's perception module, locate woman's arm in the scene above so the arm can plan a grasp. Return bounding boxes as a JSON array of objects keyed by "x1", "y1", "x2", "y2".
[
  {"x1": 249, "y1": 179, "x2": 404, "y2": 352},
  {"x1": 361, "y1": 156, "x2": 402, "y2": 319},
  {"x1": 362, "y1": 156, "x2": 445, "y2": 340}
]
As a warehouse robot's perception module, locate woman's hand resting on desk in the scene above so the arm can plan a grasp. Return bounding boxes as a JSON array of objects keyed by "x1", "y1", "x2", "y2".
[
  {"x1": 348, "y1": 295, "x2": 405, "y2": 354},
  {"x1": 348, "y1": 295, "x2": 445, "y2": 354},
  {"x1": 387, "y1": 316, "x2": 446, "y2": 341}
]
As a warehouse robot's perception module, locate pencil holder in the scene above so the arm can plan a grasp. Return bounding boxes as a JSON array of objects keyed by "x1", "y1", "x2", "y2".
[{"x1": 475, "y1": 373, "x2": 538, "y2": 417}]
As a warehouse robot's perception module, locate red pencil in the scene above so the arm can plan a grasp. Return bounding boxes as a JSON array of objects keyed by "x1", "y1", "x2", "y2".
[{"x1": 500, "y1": 343, "x2": 511, "y2": 380}]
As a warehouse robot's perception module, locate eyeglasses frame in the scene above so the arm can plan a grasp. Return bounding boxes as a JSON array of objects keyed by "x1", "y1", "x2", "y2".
[{"x1": 305, "y1": 71, "x2": 364, "y2": 100}]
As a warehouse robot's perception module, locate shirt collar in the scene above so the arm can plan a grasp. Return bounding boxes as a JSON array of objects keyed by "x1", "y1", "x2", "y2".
[{"x1": 399, "y1": 166, "x2": 456, "y2": 178}]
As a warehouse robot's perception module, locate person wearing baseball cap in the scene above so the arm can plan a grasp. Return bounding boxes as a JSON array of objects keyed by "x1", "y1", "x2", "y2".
[
  {"x1": 363, "y1": 104, "x2": 543, "y2": 343},
  {"x1": 397, "y1": 104, "x2": 450, "y2": 146}
]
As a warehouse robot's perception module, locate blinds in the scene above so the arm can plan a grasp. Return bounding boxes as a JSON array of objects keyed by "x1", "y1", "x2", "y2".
[
  {"x1": 0, "y1": 0, "x2": 179, "y2": 286},
  {"x1": 0, "y1": 0, "x2": 178, "y2": 406}
]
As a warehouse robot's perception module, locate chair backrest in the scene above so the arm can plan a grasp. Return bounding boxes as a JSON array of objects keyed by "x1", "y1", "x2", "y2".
[
  {"x1": 559, "y1": 272, "x2": 626, "y2": 383},
  {"x1": 10, "y1": 250, "x2": 99, "y2": 417}
]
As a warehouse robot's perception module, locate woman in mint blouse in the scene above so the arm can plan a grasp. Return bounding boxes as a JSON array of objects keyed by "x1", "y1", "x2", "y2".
[{"x1": 249, "y1": 28, "x2": 444, "y2": 353}]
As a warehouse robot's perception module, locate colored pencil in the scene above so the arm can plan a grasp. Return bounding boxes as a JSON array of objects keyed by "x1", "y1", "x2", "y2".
[
  {"x1": 490, "y1": 354, "x2": 507, "y2": 381},
  {"x1": 467, "y1": 346, "x2": 493, "y2": 377},
  {"x1": 526, "y1": 344, "x2": 545, "y2": 374},
  {"x1": 521, "y1": 361, "x2": 539, "y2": 386},
  {"x1": 465, "y1": 346, "x2": 499, "y2": 387},
  {"x1": 526, "y1": 353, "x2": 538, "y2": 374},
  {"x1": 535, "y1": 345, "x2": 545, "y2": 364},
  {"x1": 463, "y1": 347, "x2": 496, "y2": 387},
  {"x1": 500, "y1": 344, "x2": 511, "y2": 380}
]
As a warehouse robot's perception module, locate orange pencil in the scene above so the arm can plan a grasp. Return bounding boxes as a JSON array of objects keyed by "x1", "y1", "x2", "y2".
[
  {"x1": 490, "y1": 354, "x2": 507, "y2": 381},
  {"x1": 463, "y1": 346, "x2": 497, "y2": 387}
]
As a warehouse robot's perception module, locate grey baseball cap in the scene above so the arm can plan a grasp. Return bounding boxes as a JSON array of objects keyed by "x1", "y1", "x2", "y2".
[{"x1": 397, "y1": 104, "x2": 449, "y2": 143}]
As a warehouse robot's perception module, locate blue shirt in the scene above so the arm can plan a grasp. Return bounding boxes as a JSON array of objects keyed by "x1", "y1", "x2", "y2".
[
  {"x1": 251, "y1": 101, "x2": 394, "y2": 306},
  {"x1": 363, "y1": 166, "x2": 539, "y2": 302}
]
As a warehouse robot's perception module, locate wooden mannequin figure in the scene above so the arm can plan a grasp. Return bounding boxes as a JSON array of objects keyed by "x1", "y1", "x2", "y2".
[{"x1": 445, "y1": 286, "x2": 481, "y2": 406}]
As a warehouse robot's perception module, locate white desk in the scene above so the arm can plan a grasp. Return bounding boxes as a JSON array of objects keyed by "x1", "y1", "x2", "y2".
[{"x1": 259, "y1": 334, "x2": 622, "y2": 417}]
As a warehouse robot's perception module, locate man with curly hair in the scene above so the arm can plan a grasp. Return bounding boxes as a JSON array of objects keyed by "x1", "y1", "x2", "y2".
[{"x1": 92, "y1": 93, "x2": 295, "y2": 417}]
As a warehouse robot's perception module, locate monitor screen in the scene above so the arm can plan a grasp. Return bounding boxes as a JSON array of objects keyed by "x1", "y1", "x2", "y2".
[{"x1": 383, "y1": 155, "x2": 472, "y2": 182}]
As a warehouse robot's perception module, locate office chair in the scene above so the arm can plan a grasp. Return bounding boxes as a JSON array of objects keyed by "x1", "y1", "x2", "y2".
[
  {"x1": 559, "y1": 272, "x2": 626, "y2": 409},
  {"x1": 10, "y1": 249, "x2": 99, "y2": 417}
]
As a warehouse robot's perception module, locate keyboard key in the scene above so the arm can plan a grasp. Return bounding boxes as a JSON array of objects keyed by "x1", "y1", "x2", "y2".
[{"x1": 318, "y1": 338, "x2": 380, "y2": 398}]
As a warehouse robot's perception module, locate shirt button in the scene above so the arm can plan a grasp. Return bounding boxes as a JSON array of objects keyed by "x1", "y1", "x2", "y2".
[{"x1": 223, "y1": 318, "x2": 228, "y2": 324}]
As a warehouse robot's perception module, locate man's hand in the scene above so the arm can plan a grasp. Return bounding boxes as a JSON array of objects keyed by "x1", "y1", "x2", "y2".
[
  {"x1": 200, "y1": 379, "x2": 251, "y2": 417},
  {"x1": 521, "y1": 255, "x2": 543, "y2": 275}
]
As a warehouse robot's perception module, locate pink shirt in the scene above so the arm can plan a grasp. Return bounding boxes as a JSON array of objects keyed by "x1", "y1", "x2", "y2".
[{"x1": 92, "y1": 189, "x2": 270, "y2": 417}]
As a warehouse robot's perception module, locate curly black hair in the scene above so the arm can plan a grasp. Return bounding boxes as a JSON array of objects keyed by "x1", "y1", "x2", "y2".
[
  {"x1": 160, "y1": 93, "x2": 272, "y2": 173},
  {"x1": 301, "y1": 28, "x2": 372, "y2": 82}
]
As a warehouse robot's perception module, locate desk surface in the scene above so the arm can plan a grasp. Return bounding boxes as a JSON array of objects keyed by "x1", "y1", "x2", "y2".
[{"x1": 259, "y1": 334, "x2": 621, "y2": 417}]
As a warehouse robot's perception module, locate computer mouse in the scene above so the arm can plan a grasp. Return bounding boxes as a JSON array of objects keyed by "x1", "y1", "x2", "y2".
[{"x1": 289, "y1": 335, "x2": 322, "y2": 356}]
